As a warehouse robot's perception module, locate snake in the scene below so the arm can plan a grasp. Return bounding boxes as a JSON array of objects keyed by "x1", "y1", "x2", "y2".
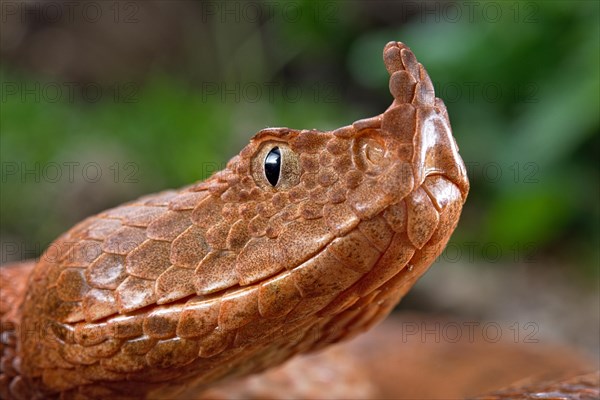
[{"x1": 0, "y1": 40, "x2": 471, "y2": 399}]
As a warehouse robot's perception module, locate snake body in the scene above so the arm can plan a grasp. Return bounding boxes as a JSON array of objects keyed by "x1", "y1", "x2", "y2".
[{"x1": 0, "y1": 42, "x2": 469, "y2": 399}]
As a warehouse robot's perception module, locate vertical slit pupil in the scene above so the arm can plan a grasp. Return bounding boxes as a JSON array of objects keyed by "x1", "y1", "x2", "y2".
[{"x1": 264, "y1": 147, "x2": 281, "y2": 187}]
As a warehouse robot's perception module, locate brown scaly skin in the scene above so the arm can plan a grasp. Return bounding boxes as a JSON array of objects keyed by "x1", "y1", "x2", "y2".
[{"x1": 1, "y1": 42, "x2": 469, "y2": 399}]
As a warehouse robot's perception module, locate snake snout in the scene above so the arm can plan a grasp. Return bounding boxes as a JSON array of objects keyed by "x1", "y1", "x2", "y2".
[{"x1": 380, "y1": 42, "x2": 469, "y2": 200}]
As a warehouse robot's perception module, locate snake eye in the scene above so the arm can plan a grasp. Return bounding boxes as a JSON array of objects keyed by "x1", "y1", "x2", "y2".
[
  {"x1": 252, "y1": 141, "x2": 300, "y2": 190},
  {"x1": 264, "y1": 147, "x2": 281, "y2": 187}
]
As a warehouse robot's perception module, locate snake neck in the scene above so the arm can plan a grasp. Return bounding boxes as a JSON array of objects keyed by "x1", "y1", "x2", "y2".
[{"x1": 1, "y1": 261, "x2": 35, "y2": 399}]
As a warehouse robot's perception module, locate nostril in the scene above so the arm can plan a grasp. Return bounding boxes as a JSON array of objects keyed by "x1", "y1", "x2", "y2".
[
  {"x1": 365, "y1": 141, "x2": 385, "y2": 165},
  {"x1": 354, "y1": 135, "x2": 391, "y2": 175}
]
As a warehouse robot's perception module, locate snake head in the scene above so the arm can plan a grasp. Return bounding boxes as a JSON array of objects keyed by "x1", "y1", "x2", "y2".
[{"x1": 19, "y1": 42, "x2": 469, "y2": 398}]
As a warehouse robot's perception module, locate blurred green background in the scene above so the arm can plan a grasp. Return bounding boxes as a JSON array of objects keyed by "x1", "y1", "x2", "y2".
[{"x1": 1, "y1": 1, "x2": 598, "y2": 278}]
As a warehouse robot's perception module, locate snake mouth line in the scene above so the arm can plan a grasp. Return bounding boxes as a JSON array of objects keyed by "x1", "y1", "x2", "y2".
[
  {"x1": 85, "y1": 196, "x2": 415, "y2": 330},
  {"x1": 93, "y1": 173, "x2": 459, "y2": 330}
]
